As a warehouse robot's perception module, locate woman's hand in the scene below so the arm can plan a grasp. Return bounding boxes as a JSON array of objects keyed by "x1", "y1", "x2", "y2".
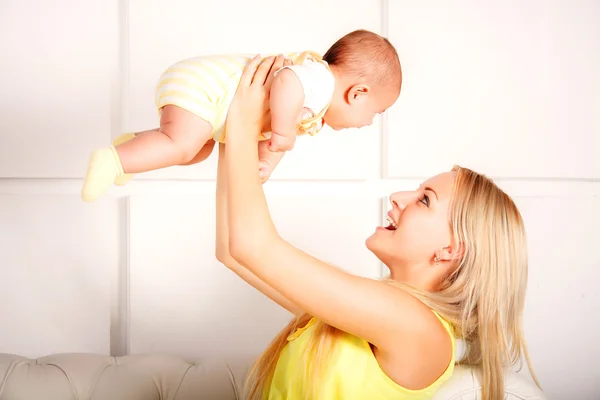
[{"x1": 226, "y1": 54, "x2": 290, "y2": 141}]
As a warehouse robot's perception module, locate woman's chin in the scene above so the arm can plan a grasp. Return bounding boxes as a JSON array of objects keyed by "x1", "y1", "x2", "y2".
[
  {"x1": 364, "y1": 234, "x2": 375, "y2": 251},
  {"x1": 365, "y1": 233, "x2": 384, "y2": 256},
  {"x1": 366, "y1": 227, "x2": 386, "y2": 245}
]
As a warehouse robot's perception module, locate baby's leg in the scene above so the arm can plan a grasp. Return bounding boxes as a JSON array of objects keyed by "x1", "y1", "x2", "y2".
[
  {"x1": 258, "y1": 140, "x2": 286, "y2": 183},
  {"x1": 112, "y1": 134, "x2": 215, "y2": 186},
  {"x1": 81, "y1": 105, "x2": 213, "y2": 202},
  {"x1": 117, "y1": 106, "x2": 213, "y2": 172},
  {"x1": 179, "y1": 139, "x2": 216, "y2": 165}
]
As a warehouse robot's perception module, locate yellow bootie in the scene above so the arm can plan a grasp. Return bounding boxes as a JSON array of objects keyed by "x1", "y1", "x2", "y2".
[
  {"x1": 112, "y1": 132, "x2": 136, "y2": 186},
  {"x1": 81, "y1": 146, "x2": 125, "y2": 202}
]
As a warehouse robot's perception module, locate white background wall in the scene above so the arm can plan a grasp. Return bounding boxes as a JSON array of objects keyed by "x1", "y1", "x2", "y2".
[{"x1": 0, "y1": 0, "x2": 598, "y2": 398}]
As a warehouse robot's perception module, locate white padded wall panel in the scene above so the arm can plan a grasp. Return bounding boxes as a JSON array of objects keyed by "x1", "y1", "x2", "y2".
[
  {"x1": 128, "y1": 193, "x2": 381, "y2": 358},
  {"x1": 0, "y1": 1, "x2": 119, "y2": 178},
  {"x1": 128, "y1": 194, "x2": 292, "y2": 358},
  {"x1": 516, "y1": 196, "x2": 600, "y2": 399},
  {"x1": 0, "y1": 195, "x2": 119, "y2": 358},
  {"x1": 386, "y1": 0, "x2": 600, "y2": 179},
  {"x1": 267, "y1": 194, "x2": 382, "y2": 279},
  {"x1": 124, "y1": 0, "x2": 383, "y2": 181}
]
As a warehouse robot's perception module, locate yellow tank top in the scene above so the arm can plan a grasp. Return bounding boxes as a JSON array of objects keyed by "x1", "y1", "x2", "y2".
[{"x1": 265, "y1": 312, "x2": 455, "y2": 399}]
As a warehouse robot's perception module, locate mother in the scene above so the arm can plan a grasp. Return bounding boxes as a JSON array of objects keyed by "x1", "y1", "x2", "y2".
[{"x1": 215, "y1": 55, "x2": 540, "y2": 400}]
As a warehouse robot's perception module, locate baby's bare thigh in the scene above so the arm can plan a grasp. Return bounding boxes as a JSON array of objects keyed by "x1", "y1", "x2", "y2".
[{"x1": 159, "y1": 105, "x2": 214, "y2": 148}]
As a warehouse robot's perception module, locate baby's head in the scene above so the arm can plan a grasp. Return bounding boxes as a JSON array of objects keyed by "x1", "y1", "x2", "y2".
[{"x1": 323, "y1": 30, "x2": 402, "y2": 130}]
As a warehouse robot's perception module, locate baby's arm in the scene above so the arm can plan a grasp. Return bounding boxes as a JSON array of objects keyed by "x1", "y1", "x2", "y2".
[{"x1": 269, "y1": 68, "x2": 305, "y2": 152}]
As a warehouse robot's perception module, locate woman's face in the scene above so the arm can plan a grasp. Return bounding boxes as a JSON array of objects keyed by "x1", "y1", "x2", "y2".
[{"x1": 366, "y1": 171, "x2": 457, "y2": 283}]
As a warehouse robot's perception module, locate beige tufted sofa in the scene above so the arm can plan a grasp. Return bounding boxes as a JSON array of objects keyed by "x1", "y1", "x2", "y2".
[{"x1": 0, "y1": 352, "x2": 546, "y2": 399}]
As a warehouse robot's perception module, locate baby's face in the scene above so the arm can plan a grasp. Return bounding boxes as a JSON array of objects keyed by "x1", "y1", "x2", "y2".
[{"x1": 324, "y1": 86, "x2": 398, "y2": 130}]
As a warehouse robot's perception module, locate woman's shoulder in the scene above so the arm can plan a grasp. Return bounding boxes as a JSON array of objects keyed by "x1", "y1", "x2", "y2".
[{"x1": 374, "y1": 308, "x2": 456, "y2": 391}]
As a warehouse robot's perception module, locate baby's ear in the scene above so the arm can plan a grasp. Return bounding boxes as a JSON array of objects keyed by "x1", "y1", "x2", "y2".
[{"x1": 348, "y1": 83, "x2": 370, "y2": 102}]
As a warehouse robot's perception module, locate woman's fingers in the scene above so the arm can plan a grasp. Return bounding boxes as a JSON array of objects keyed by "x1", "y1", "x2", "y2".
[
  {"x1": 264, "y1": 54, "x2": 286, "y2": 88},
  {"x1": 240, "y1": 54, "x2": 292, "y2": 90},
  {"x1": 252, "y1": 56, "x2": 276, "y2": 86},
  {"x1": 238, "y1": 54, "x2": 262, "y2": 88}
]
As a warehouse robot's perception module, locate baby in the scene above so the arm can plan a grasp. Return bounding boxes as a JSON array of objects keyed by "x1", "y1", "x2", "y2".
[{"x1": 81, "y1": 29, "x2": 402, "y2": 202}]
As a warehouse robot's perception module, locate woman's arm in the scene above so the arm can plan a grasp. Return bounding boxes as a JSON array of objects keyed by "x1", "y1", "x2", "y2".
[
  {"x1": 215, "y1": 143, "x2": 303, "y2": 316},
  {"x1": 224, "y1": 56, "x2": 435, "y2": 351}
]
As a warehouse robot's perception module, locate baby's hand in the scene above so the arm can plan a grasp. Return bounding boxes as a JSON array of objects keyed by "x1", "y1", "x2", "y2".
[
  {"x1": 258, "y1": 161, "x2": 274, "y2": 184},
  {"x1": 268, "y1": 132, "x2": 296, "y2": 152},
  {"x1": 258, "y1": 140, "x2": 286, "y2": 183}
]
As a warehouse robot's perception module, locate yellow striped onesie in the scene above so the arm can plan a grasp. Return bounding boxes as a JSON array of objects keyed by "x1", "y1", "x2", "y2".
[{"x1": 154, "y1": 52, "x2": 334, "y2": 143}]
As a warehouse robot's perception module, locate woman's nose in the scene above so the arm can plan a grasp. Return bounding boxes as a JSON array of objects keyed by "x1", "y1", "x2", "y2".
[{"x1": 389, "y1": 191, "x2": 416, "y2": 210}]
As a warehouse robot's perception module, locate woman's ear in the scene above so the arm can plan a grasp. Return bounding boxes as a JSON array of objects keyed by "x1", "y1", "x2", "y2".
[{"x1": 436, "y1": 243, "x2": 465, "y2": 264}]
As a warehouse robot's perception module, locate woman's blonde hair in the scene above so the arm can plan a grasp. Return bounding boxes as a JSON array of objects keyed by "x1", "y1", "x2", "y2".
[{"x1": 245, "y1": 165, "x2": 540, "y2": 400}]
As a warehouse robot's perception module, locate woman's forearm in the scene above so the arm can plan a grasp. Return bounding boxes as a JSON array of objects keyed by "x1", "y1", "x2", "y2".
[
  {"x1": 215, "y1": 143, "x2": 232, "y2": 260},
  {"x1": 215, "y1": 143, "x2": 302, "y2": 315},
  {"x1": 225, "y1": 134, "x2": 279, "y2": 257}
]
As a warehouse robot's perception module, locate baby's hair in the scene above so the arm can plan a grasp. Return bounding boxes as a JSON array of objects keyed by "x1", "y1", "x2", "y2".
[{"x1": 323, "y1": 29, "x2": 402, "y2": 92}]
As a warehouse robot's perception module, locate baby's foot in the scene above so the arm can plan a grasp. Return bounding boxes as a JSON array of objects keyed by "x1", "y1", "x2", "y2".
[
  {"x1": 111, "y1": 133, "x2": 136, "y2": 186},
  {"x1": 81, "y1": 146, "x2": 124, "y2": 202}
]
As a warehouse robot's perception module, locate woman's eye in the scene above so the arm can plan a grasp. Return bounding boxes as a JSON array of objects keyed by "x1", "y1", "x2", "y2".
[{"x1": 420, "y1": 194, "x2": 430, "y2": 207}]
